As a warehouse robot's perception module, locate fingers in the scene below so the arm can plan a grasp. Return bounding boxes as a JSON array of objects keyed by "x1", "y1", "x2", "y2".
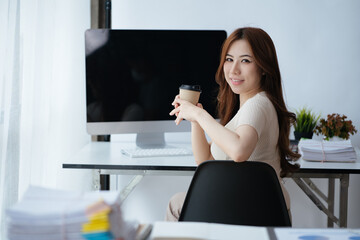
[
  {"x1": 171, "y1": 95, "x2": 181, "y2": 107},
  {"x1": 175, "y1": 115, "x2": 184, "y2": 125},
  {"x1": 169, "y1": 107, "x2": 180, "y2": 116},
  {"x1": 170, "y1": 109, "x2": 182, "y2": 125},
  {"x1": 169, "y1": 106, "x2": 183, "y2": 125},
  {"x1": 172, "y1": 96, "x2": 183, "y2": 117}
]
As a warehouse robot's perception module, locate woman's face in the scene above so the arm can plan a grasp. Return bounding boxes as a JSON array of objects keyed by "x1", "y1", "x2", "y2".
[{"x1": 223, "y1": 39, "x2": 262, "y2": 96}]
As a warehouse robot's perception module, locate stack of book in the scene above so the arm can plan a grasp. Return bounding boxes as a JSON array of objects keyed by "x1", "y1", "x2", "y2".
[
  {"x1": 6, "y1": 186, "x2": 138, "y2": 240},
  {"x1": 298, "y1": 139, "x2": 357, "y2": 162}
]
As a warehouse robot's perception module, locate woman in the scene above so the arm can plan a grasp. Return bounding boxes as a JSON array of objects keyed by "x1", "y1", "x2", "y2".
[{"x1": 166, "y1": 27, "x2": 300, "y2": 221}]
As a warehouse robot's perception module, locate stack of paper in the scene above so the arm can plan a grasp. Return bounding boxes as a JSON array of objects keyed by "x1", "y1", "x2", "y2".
[
  {"x1": 298, "y1": 139, "x2": 357, "y2": 162},
  {"x1": 6, "y1": 186, "x2": 138, "y2": 240}
]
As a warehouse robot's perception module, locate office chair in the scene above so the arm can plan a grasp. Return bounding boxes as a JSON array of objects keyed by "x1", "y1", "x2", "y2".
[{"x1": 179, "y1": 160, "x2": 291, "y2": 227}]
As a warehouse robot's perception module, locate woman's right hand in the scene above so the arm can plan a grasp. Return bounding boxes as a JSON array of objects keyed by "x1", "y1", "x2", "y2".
[
  {"x1": 170, "y1": 95, "x2": 204, "y2": 125},
  {"x1": 172, "y1": 95, "x2": 180, "y2": 117}
]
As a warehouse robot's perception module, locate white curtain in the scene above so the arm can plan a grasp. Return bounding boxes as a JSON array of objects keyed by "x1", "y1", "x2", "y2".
[{"x1": 0, "y1": 0, "x2": 92, "y2": 234}]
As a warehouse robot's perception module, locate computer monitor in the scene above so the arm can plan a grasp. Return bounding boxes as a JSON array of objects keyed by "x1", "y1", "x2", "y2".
[{"x1": 85, "y1": 29, "x2": 227, "y2": 147}]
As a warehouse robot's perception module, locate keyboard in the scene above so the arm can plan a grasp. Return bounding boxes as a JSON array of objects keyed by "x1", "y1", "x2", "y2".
[{"x1": 121, "y1": 147, "x2": 193, "y2": 158}]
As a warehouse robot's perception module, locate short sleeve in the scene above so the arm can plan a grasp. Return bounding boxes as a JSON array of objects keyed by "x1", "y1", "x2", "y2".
[{"x1": 235, "y1": 97, "x2": 268, "y2": 138}]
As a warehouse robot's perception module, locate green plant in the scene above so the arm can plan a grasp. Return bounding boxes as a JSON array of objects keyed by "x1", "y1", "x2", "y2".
[
  {"x1": 294, "y1": 107, "x2": 320, "y2": 133},
  {"x1": 314, "y1": 113, "x2": 357, "y2": 140}
]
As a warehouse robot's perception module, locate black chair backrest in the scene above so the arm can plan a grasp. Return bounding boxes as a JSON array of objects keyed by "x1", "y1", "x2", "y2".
[{"x1": 179, "y1": 160, "x2": 291, "y2": 227}]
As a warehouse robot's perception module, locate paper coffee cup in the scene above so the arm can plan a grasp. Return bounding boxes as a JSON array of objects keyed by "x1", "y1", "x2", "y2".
[{"x1": 179, "y1": 84, "x2": 202, "y2": 105}]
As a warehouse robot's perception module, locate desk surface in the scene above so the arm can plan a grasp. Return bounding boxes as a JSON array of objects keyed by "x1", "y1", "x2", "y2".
[
  {"x1": 147, "y1": 222, "x2": 360, "y2": 240},
  {"x1": 63, "y1": 141, "x2": 360, "y2": 174}
]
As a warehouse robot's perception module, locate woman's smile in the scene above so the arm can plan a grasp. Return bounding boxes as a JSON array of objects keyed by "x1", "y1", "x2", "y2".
[{"x1": 230, "y1": 78, "x2": 244, "y2": 85}]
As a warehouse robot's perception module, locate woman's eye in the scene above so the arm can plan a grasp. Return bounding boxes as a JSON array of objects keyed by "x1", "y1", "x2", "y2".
[
  {"x1": 225, "y1": 58, "x2": 233, "y2": 62},
  {"x1": 241, "y1": 59, "x2": 250, "y2": 63}
]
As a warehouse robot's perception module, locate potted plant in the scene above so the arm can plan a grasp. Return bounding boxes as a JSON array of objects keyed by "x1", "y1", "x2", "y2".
[
  {"x1": 294, "y1": 107, "x2": 320, "y2": 141},
  {"x1": 314, "y1": 113, "x2": 357, "y2": 141}
]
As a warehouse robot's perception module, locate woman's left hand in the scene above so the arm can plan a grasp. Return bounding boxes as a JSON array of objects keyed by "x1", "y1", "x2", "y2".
[{"x1": 170, "y1": 96, "x2": 203, "y2": 125}]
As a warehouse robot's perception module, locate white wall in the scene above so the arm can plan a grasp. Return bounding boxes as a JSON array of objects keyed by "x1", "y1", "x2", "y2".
[{"x1": 111, "y1": 0, "x2": 360, "y2": 227}]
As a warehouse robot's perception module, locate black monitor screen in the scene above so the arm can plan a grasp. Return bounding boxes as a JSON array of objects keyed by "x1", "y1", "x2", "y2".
[{"x1": 85, "y1": 29, "x2": 227, "y2": 123}]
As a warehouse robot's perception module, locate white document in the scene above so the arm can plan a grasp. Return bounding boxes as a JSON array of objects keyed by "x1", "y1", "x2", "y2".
[
  {"x1": 150, "y1": 221, "x2": 269, "y2": 240},
  {"x1": 275, "y1": 228, "x2": 360, "y2": 240},
  {"x1": 299, "y1": 139, "x2": 357, "y2": 162}
]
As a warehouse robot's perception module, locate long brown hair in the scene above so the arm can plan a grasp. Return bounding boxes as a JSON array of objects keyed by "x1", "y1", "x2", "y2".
[{"x1": 215, "y1": 27, "x2": 300, "y2": 177}]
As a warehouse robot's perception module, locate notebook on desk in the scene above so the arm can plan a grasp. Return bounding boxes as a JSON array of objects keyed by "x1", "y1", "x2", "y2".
[
  {"x1": 275, "y1": 228, "x2": 360, "y2": 240},
  {"x1": 149, "y1": 221, "x2": 269, "y2": 240}
]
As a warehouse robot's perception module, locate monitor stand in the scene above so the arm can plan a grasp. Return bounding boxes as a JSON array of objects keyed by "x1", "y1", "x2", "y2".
[{"x1": 135, "y1": 132, "x2": 166, "y2": 149}]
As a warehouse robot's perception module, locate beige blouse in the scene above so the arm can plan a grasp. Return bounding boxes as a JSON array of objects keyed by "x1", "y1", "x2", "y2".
[{"x1": 210, "y1": 91, "x2": 290, "y2": 209}]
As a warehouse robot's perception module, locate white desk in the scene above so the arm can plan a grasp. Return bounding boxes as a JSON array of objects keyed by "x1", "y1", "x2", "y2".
[
  {"x1": 147, "y1": 221, "x2": 360, "y2": 240},
  {"x1": 63, "y1": 140, "x2": 360, "y2": 228}
]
